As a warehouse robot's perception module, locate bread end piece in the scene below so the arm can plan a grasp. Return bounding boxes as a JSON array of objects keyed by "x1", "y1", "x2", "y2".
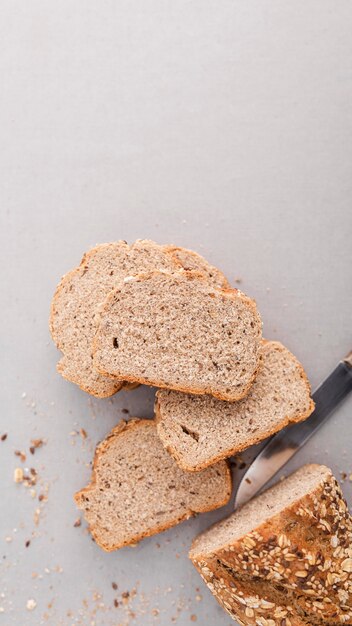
[{"x1": 190, "y1": 464, "x2": 352, "y2": 625}]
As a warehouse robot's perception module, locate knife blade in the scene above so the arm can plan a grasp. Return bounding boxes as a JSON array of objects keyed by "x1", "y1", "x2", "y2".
[{"x1": 234, "y1": 350, "x2": 352, "y2": 509}]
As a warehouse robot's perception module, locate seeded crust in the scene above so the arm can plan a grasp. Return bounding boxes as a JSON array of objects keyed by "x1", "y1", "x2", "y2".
[
  {"x1": 49, "y1": 240, "x2": 228, "y2": 397},
  {"x1": 74, "y1": 419, "x2": 232, "y2": 551},
  {"x1": 93, "y1": 271, "x2": 262, "y2": 402},
  {"x1": 190, "y1": 464, "x2": 352, "y2": 625},
  {"x1": 155, "y1": 341, "x2": 315, "y2": 471}
]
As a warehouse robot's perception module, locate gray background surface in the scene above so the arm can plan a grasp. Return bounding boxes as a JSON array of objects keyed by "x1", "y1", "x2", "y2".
[{"x1": 1, "y1": 1, "x2": 352, "y2": 624}]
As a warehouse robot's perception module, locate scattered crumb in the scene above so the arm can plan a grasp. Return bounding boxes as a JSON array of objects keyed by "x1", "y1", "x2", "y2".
[
  {"x1": 234, "y1": 277, "x2": 242, "y2": 284},
  {"x1": 195, "y1": 594, "x2": 202, "y2": 602},
  {"x1": 121, "y1": 591, "x2": 130, "y2": 605},
  {"x1": 14, "y1": 467, "x2": 24, "y2": 483},
  {"x1": 245, "y1": 477, "x2": 252, "y2": 484},
  {"x1": 80, "y1": 428, "x2": 87, "y2": 439},
  {"x1": 5, "y1": 536, "x2": 12, "y2": 543},
  {"x1": 1, "y1": 433, "x2": 7, "y2": 441},
  {"x1": 26, "y1": 599, "x2": 37, "y2": 611},
  {"x1": 73, "y1": 518, "x2": 81, "y2": 528},
  {"x1": 152, "y1": 608, "x2": 159, "y2": 616},
  {"x1": 25, "y1": 540, "x2": 31, "y2": 548},
  {"x1": 190, "y1": 615, "x2": 197, "y2": 622},
  {"x1": 30, "y1": 438, "x2": 45, "y2": 455},
  {"x1": 14, "y1": 450, "x2": 26, "y2": 462},
  {"x1": 341, "y1": 472, "x2": 347, "y2": 481},
  {"x1": 122, "y1": 408, "x2": 129, "y2": 414},
  {"x1": 34, "y1": 508, "x2": 41, "y2": 526},
  {"x1": 114, "y1": 599, "x2": 119, "y2": 608},
  {"x1": 112, "y1": 582, "x2": 118, "y2": 590}
]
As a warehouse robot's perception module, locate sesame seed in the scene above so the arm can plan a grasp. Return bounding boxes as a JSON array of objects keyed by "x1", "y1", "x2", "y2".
[
  {"x1": 26, "y1": 599, "x2": 36, "y2": 611},
  {"x1": 14, "y1": 468, "x2": 23, "y2": 483}
]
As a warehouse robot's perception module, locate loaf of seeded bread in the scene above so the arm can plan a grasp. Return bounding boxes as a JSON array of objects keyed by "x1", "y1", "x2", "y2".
[
  {"x1": 190, "y1": 464, "x2": 352, "y2": 625},
  {"x1": 155, "y1": 340, "x2": 314, "y2": 471},
  {"x1": 74, "y1": 419, "x2": 232, "y2": 551},
  {"x1": 50, "y1": 240, "x2": 228, "y2": 398},
  {"x1": 93, "y1": 272, "x2": 262, "y2": 402}
]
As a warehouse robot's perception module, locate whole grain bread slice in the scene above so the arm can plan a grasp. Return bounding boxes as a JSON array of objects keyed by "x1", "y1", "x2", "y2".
[
  {"x1": 93, "y1": 272, "x2": 262, "y2": 402},
  {"x1": 50, "y1": 240, "x2": 228, "y2": 398},
  {"x1": 155, "y1": 340, "x2": 314, "y2": 471},
  {"x1": 74, "y1": 419, "x2": 231, "y2": 551},
  {"x1": 190, "y1": 464, "x2": 352, "y2": 625}
]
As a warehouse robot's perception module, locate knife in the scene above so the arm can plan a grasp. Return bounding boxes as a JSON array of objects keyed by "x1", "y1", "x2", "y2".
[{"x1": 234, "y1": 349, "x2": 352, "y2": 509}]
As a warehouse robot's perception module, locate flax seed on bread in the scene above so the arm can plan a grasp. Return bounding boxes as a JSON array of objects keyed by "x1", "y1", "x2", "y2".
[
  {"x1": 190, "y1": 464, "x2": 352, "y2": 625},
  {"x1": 49, "y1": 240, "x2": 228, "y2": 398},
  {"x1": 93, "y1": 271, "x2": 262, "y2": 402},
  {"x1": 155, "y1": 341, "x2": 314, "y2": 471},
  {"x1": 74, "y1": 419, "x2": 232, "y2": 551}
]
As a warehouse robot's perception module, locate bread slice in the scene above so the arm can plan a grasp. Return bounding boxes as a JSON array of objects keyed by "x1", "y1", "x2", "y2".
[
  {"x1": 49, "y1": 240, "x2": 228, "y2": 398},
  {"x1": 93, "y1": 272, "x2": 262, "y2": 402},
  {"x1": 155, "y1": 340, "x2": 314, "y2": 471},
  {"x1": 190, "y1": 464, "x2": 352, "y2": 625},
  {"x1": 74, "y1": 419, "x2": 232, "y2": 551}
]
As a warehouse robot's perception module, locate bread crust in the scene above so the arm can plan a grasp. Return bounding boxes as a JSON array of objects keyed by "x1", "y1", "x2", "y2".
[
  {"x1": 190, "y1": 465, "x2": 352, "y2": 625},
  {"x1": 93, "y1": 271, "x2": 262, "y2": 402},
  {"x1": 155, "y1": 340, "x2": 315, "y2": 472},
  {"x1": 74, "y1": 419, "x2": 232, "y2": 552},
  {"x1": 165, "y1": 245, "x2": 230, "y2": 290}
]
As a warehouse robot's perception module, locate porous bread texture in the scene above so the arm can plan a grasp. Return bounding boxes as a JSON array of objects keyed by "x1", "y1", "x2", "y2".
[
  {"x1": 74, "y1": 419, "x2": 232, "y2": 551},
  {"x1": 93, "y1": 271, "x2": 262, "y2": 402},
  {"x1": 190, "y1": 464, "x2": 352, "y2": 625},
  {"x1": 50, "y1": 240, "x2": 228, "y2": 397},
  {"x1": 155, "y1": 340, "x2": 315, "y2": 471}
]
